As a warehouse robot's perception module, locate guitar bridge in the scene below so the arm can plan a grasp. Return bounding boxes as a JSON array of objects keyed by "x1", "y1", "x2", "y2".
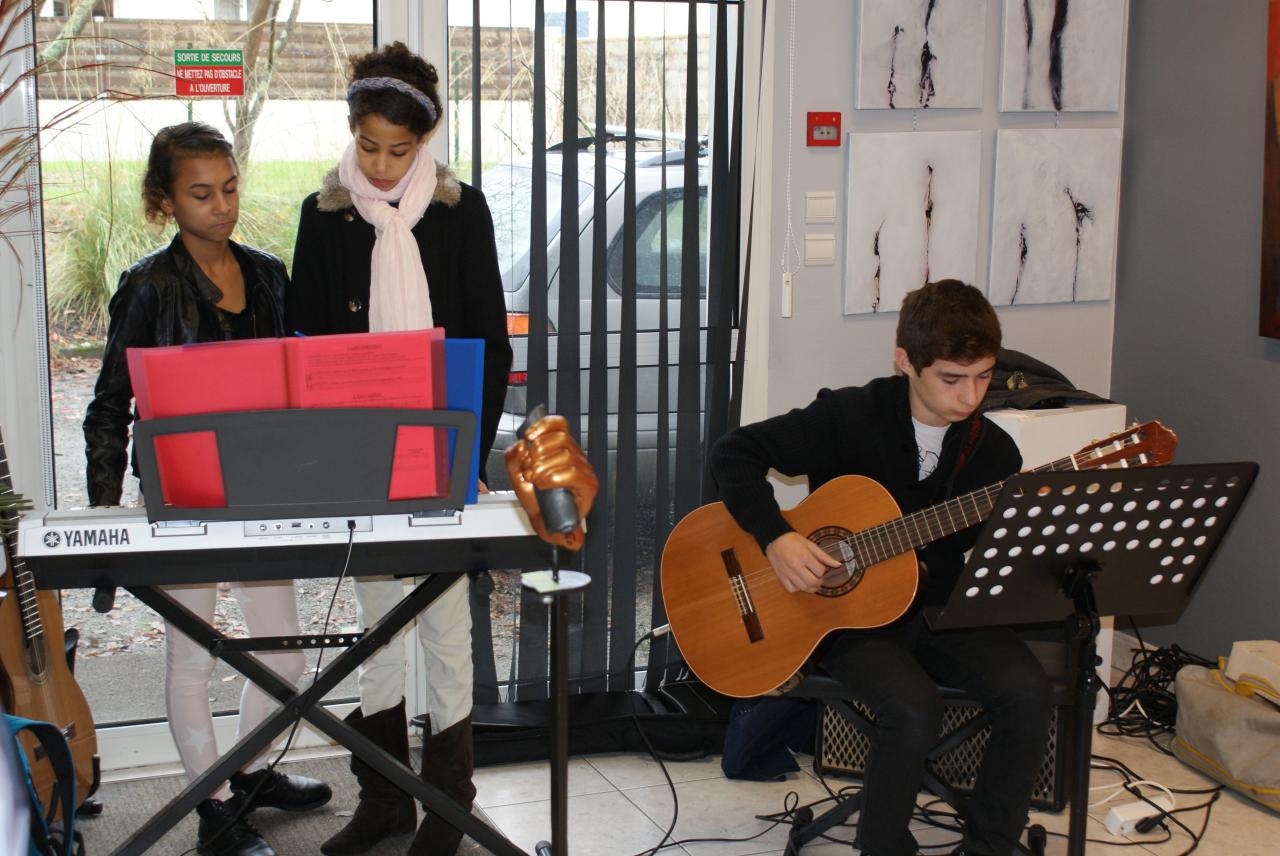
[{"x1": 721, "y1": 549, "x2": 764, "y2": 643}]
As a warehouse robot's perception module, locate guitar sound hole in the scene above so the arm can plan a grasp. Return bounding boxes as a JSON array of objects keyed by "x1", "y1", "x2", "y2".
[{"x1": 810, "y1": 526, "x2": 863, "y2": 597}]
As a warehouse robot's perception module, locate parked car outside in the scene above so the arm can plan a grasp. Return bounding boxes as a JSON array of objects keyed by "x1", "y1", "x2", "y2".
[{"x1": 479, "y1": 133, "x2": 710, "y2": 495}]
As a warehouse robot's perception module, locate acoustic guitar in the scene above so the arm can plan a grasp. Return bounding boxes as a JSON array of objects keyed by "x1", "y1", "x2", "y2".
[
  {"x1": 661, "y1": 421, "x2": 1177, "y2": 698},
  {"x1": 0, "y1": 430, "x2": 98, "y2": 819}
]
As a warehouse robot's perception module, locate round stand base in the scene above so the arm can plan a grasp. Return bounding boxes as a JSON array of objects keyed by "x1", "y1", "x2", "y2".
[{"x1": 521, "y1": 569, "x2": 591, "y2": 596}]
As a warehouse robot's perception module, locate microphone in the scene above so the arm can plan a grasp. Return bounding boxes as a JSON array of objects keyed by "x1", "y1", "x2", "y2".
[{"x1": 534, "y1": 485, "x2": 579, "y2": 535}]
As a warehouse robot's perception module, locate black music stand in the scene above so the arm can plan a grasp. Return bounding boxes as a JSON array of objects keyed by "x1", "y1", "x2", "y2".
[
  {"x1": 106, "y1": 407, "x2": 529, "y2": 856},
  {"x1": 133, "y1": 407, "x2": 476, "y2": 520},
  {"x1": 926, "y1": 462, "x2": 1259, "y2": 856}
]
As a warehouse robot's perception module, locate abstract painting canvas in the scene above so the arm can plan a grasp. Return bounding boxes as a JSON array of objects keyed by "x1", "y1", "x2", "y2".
[
  {"x1": 844, "y1": 131, "x2": 981, "y2": 315},
  {"x1": 857, "y1": 0, "x2": 987, "y2": 110},
  {"x1": 988, "y1": 128, "x2": 1123, "y2": 306},
  {"x1": 999, "y1": 0, "x2": 1126, "y2": 112}
]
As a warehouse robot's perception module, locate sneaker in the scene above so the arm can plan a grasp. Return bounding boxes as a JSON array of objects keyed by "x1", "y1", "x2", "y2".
[{"x1": 229, "y1": 767, "x2": 333, "y2": 812}]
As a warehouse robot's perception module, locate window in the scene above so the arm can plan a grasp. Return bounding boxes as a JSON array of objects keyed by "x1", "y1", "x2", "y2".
[
  {"x1": 37, "y1": 0, "x2": 376, "y2": 729},
  {"x1": 608, "y1": 186, "x2": 708, "y2": 299}
]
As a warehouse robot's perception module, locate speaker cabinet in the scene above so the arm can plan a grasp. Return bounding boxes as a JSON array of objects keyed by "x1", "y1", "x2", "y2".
[{"x1": 815, "y1": 695, "x2": 1074, "y2": 812}]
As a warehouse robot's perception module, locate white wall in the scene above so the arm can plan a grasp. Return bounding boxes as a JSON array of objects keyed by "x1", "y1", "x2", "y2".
[{"x1": 749, "y1": 0, "x2": 1123, "y2": 423}]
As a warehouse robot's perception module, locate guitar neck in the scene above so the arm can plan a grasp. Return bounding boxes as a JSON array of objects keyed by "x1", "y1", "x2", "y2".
[
  {"x1": 848, "y1": 448, "x2": 1087, "y2": 568},
  {"x1": 1, "y1": 438, "x2": 46, "y2": 645}
]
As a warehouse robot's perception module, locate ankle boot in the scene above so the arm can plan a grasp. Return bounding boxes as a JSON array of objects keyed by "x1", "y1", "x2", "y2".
[
  {"x1": 320, "y1": 700, "x2": 418, "y2": 856},
  {"x1": 195, "y1": 794, "x2": 276, "y2": 856},
  {"x1": 407, "y1": 715, "x2": 477, "y2": 856}
]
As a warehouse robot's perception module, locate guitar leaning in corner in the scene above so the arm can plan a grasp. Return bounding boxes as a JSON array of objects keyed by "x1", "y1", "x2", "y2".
[
  {"x1": 0, "y1": 428, "x2": 99, "y2": 820},
  {"x1": 660, "y1": 421, "x2": 1177, "y2": 698}
]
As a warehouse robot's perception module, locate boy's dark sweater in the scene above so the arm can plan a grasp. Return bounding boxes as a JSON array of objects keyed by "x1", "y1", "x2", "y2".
[{"x1": 710, "y1": 375, "x2": 1022, "y2": 606}]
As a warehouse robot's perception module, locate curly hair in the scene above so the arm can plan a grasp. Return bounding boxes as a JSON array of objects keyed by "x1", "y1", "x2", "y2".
[
  {"x1": 896, "y1": 279, "x2": 1002, "y2": 373},
  {"x1": 141, "y1": 122, "x2": 235, "y2": 226},
  {"x1": 347, "y1": 42, "x2": 442, "y2": 137}
]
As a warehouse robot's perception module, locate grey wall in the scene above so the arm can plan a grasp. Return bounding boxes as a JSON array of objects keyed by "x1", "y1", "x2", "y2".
[
  {"x1": 759, "y1": 0, "x2": 1122, "y2": 428},
  {"x1": 1112, "y1": 0, "x2": 1280, "y2": 657}
]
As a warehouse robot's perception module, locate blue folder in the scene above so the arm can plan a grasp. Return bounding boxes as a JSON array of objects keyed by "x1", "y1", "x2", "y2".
[{"x1": 445, "y1": 338, "x2": 485, "y2": 505}]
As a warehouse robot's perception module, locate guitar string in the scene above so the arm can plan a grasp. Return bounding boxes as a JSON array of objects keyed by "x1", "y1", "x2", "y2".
[{"x1": 723, "y1": 439, "x2": 1152, "y2": 590}]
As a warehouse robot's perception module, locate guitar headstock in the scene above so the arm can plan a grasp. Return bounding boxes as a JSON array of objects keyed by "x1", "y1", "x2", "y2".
[{"x1": 1075, "y1": 421, "x2": 1178, "y2": 471}]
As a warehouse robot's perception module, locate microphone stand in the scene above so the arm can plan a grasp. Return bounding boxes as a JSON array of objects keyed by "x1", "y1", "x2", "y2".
[{"x1": 526, "y1": 527, "x2": 589, "y2": 856}]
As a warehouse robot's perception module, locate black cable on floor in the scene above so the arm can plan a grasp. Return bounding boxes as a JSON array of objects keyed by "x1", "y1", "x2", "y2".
[{"x1": 1097, "y1": 624, "x2": 1213, "y2": 755}]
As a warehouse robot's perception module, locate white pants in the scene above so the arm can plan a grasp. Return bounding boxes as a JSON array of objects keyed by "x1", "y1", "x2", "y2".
[
  {"x1": 354, "y1": 575, "x2": 473, "y2": 735},
  {"x1": 163, "y1": 580, "x2": 306, "y2": 801}
]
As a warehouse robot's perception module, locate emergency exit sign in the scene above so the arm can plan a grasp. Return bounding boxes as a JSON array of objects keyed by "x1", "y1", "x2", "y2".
[{"x1": 174, "y1": 49, "x2": 244, "y2": 97}]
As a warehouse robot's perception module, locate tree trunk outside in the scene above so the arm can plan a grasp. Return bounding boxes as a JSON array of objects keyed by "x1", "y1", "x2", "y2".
[
  {"x1": 40, "y1": 0, "x2": 94, "y2": 65},
  {"x1": 230, "y1": 0, "x2": 302, "y2": 168}
]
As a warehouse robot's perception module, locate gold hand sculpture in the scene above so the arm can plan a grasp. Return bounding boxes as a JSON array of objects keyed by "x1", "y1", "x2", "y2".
[{"x1": 504, "y1": 412, "x2": 598, "y2": 551}]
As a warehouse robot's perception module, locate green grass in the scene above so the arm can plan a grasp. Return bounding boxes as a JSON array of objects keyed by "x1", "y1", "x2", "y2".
[{"x1": 41, "y1": 160, "x2": 332, "y2": 335}]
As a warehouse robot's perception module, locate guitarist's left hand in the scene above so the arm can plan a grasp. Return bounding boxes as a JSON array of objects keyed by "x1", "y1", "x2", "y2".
[{"x1": 765, "y1": 532, "x2": 842, "y2": 593}]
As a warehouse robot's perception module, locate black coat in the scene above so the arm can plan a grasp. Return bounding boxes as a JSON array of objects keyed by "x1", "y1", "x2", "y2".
[
  {"x1": 710, "y1": 375, "x2": 1022, "y2": 606},
  {"x1": 83, "y1": 235, "x2": 288, "y2": 506},
  {"x1": 286, "y1": 164, "x2": 513, "y2": 484}
]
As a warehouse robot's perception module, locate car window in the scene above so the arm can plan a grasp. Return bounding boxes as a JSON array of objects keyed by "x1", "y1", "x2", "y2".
[
  {"x1": 607, "y1": 187, "x2": 708, "y2": 298},
  {"x1": 484, "y1": 163, "x2": 592, "y2": 293}
]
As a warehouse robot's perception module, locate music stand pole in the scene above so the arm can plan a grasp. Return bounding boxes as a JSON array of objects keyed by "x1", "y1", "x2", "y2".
[
  {"x1": 927, "y1": 463, "x2": 1259, "y2": 856},
  {"x1": 526, "y1": 547, "x2": 590, "y2": 856},
  {"x1": 1061, "y1": 561, "x2": 1104, "y2": 856}
]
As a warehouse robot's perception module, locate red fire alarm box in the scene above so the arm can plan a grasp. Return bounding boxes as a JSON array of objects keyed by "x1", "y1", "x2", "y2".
[{"x1": 807, "y1": 112, "x2": 841, "y2": 147}]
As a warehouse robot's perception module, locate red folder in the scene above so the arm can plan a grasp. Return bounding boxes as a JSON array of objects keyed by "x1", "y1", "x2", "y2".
[
  {"x1": 283, "y1": 329, "x2": 448, "y2": 500},
  {"x1": 126, "y1": 339, "x2": 289, "y2": 507}
]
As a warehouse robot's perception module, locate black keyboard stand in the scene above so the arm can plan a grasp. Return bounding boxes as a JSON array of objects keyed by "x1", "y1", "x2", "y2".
[
  {"x1": 100, "y1": 407, "x2": 529, "y2": 855},
  {"x1": 116, "y1": 572, "x2": 526, "y2": 856}
]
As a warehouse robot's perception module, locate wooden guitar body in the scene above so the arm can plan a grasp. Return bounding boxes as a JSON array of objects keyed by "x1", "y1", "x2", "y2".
[
  {"x1": 661, "y1": 475, "x2": 920, "y2": 699},
  {"x1": 0, "y1": 550, "x2": 98, "y2": 819},
  {"x1": 0, "y1": 426, "x2": 98, "y2": 818}
]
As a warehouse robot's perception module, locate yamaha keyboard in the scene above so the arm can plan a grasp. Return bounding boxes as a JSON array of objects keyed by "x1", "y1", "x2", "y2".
[{"x1": 18, "y1": 493, "x2": 552, "y2": 590}]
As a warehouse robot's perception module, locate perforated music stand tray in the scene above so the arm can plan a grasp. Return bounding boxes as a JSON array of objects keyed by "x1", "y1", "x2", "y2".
[{"x1": 926, "y1": 462, "x2": 1259, "y2": 856}]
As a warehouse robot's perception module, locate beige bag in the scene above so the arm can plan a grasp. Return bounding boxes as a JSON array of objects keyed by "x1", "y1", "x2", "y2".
[{"x1": 1173, "y1": 664, "x2": 1280, "y2": 812}]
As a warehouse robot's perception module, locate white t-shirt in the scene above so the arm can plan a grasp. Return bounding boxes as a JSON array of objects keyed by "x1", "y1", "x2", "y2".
[{"x1": 913, "y1": 417, "x2": 949, "y2": 480}]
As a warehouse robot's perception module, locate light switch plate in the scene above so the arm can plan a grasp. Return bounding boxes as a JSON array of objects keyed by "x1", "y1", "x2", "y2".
[
  {"x1": 805, "y1": 233, "x2": 836, "y2": 266},
  {"x1": 805, "y1": 191, "x2": 837, "y2": 224}
]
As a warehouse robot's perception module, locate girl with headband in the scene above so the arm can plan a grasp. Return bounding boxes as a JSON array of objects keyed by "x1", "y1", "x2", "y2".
[{"x1": 287, "y1": 42, "x2": 512, "y2": 856}]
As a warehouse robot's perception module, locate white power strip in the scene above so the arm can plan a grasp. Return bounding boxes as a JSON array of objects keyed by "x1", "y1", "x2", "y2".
[{"x1": 1104, "y1": 796, "x2": 1174, "y2": 835}]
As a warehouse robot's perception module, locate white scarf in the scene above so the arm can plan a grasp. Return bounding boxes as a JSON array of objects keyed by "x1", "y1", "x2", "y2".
[{"x1": 338, "y1": 141, "x2": 438, "y2": 332}]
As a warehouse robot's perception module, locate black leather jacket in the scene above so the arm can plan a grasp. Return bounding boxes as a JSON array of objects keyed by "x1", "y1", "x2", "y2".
[{"x1": 83, "y1": 234, "x2": 287, "y2": 506}]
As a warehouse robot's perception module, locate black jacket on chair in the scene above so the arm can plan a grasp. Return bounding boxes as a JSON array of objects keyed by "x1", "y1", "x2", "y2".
[
  {"x1": 286, "y1": 163, "x2": 513, "y2": 483},
  {"x1": 83, "y1": 235, "x2": 288, "y2": 506}
]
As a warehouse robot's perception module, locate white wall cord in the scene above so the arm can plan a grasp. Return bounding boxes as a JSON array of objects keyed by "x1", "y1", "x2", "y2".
[{"x1": 779, "y1": 0, "x2": 800, "y2": 278}]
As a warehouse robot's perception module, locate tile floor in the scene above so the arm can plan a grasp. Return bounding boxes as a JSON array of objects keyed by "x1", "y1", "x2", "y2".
[{"x1": 468, "y1": 732, "x2": 1280, "y2": 855}]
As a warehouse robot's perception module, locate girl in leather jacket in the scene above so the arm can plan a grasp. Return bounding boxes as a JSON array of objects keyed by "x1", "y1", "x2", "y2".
[{"x1": 81, "y1": 123, "x2": 331, "y2": 856}]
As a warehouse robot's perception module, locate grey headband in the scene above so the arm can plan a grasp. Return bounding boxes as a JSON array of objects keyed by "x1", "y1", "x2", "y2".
[{"x1": 346, "y1": 76, "x2": 439, "y2": 126}]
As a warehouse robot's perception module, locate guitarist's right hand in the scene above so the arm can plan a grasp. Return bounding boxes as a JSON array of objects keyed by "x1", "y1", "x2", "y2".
[{"x1": 765, "y1": 532, "x2": 842, "y2": 593}]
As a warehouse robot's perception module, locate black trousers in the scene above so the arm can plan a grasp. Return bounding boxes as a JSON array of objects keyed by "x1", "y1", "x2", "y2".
[{"x1": 818, "y1": 614, "x2": 1053, "y2": 856}]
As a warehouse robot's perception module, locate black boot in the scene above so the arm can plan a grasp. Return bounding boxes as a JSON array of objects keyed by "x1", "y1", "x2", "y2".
[
  {"x1": 408, "y1": 715, "x2": 477, "y2": 856},
  {"x1": 320, "y1": 700, "x2": 418, "y2": 856},
  {"x1": 229, "y1": 766, "x2": 332, "y2": 812},
  {"x1": 196, "y1": 795, "x2": 276, "y2": 856}
]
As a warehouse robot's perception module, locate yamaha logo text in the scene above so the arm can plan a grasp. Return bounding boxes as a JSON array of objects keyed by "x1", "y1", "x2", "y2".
[{"x1": 56, "y1": 528, "x2": 131, "y2": 548}]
